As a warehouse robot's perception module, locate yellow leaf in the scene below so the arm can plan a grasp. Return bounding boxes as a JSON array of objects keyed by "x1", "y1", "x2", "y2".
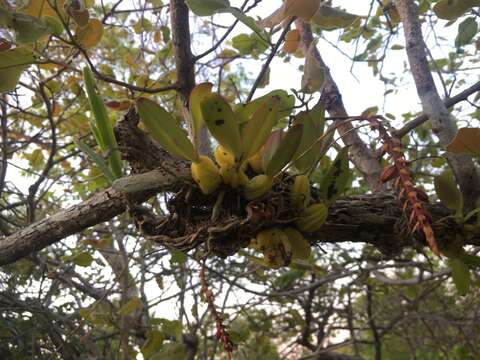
[
  {"x1": 75, "y1": 18, "x2": 104, "y2": 49},
  {"x1": 153, "y1": 30, "x2": 161, "y2": 43},
  {"x1": 20, "y1": 0, "x2": 65, "y2": 19},
  {"x1": 70, "y1": 8, "x2": 90, "y2": 28},
  {"x1": 446, "y1": 128, "x2": 480, "y2": 156},
  {"x1": 284, "y1": 29, "x2": 301, "y2": 54},
  {"x1": 39, "y1": 62, "x2": 59, "y2": 70}
]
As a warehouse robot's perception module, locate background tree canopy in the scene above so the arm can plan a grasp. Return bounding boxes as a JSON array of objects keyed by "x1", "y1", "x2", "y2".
[{"x1": 0, "y1": 0, "x2": 480, "y2": 359}]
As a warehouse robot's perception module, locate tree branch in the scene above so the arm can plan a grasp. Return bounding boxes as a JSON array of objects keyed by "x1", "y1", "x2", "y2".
[
  {"x1": 0, "y1": 164, "x2": 189, "y2": 266},
  {"x1": 297, "y1": 21, "x2": 383, "y2": 189},
  {"x1": 394, "y1": 79, "x2": 480, "y2": 138},
  {"x1": 0, "y1": 174, "x2": 477, "y2": 267},
  {"x1": 170, "y1": 0, "x2": 195, "y2": 102},
  {"x1": 394, "y1": 0, "x2": 480, "y2": 209}
]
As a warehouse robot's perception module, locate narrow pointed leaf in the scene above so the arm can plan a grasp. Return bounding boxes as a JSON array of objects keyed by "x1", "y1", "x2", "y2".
[
  {"x1": 450, "y1": 258, "x2": 471, "y2": 296},
  {"x1": 189, "y1": 82, "x2": 213, "y2": 150},
  {"x1": 292, "y1": 103, "x2": 326, "y2": 173},
  {"x1": 136, "y1": 97, "x2": 198, "y2": 162},
  {"x1": 262, "y1": 130, "x2": 283, "y2": 173},
  {"x1": 83, "y1": 67, "x2": 123, "y2": 179},
  {"x1": 75, "y1": 139, "x2": 116, "y2": 183},
  {"x1": 224, "y1": 7, "x2": 269, "y2": 47},
  {"x1": 265, "y1": 124, "x2": 303, "y2": 176},
  {"x1": 235, "y1": 89, "x2": 294, "y2": 124}
]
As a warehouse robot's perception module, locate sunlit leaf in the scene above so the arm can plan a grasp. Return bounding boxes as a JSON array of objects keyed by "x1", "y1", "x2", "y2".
[
  {"x1": 235, "y1": 90, "x2": 295, "y2": 124},
  {"x1": 19, "y1": 0, "x2": 65, "y2": 19}
]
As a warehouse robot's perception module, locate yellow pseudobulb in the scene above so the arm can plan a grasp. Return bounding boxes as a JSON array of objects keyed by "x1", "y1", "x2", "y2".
[{"x1": 191, "y1": 155, "x2": 221, "y2": 195}]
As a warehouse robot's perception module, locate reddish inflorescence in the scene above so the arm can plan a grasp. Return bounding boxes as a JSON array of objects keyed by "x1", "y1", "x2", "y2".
[
  {"x1": 200, "y1": 263, "x2": 235, "y2": 359},
  {"x1": 367, "y1": 116, "x2": 439, "y2": 255}
]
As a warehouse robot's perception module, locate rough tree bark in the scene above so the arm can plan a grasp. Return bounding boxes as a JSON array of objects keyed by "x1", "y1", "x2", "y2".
[
  {"x1": 0, "y1": 171, "x2": 477, "y2": 267},
  {"x1": 395, "y1": 0, "x2": 480, "y2": 209},
  {"x1": 297, "y1": 21, "x2": 384, "y2": 190}
]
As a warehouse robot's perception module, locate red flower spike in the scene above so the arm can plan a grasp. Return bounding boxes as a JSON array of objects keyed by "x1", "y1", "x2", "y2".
[{"x1": 363, "y1": 116, "x2": 439, "y2": 255}]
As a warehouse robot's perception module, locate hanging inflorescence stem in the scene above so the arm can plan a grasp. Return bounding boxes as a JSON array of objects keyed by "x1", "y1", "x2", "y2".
[
  {"x1": 199, "y1": 262, "x2": 234, "y2": 359},
  {"x1": 366, "y1": 116, "x2": 439, "y2": 255}
]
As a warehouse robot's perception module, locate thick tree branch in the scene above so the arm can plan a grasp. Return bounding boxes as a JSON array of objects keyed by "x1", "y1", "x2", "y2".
[
  {"x1": 0, "y1": 175, "x2": 478, "y2": 267},
  {"x1": 170, "y1": 0, "x2": 195, "y2": 102},
  {"x1": 0, "y1": 164, "x2": 189, "y2": 266},
  {"x1": 394, "y1": 0, "x2": 480, "y2": 209},
  {"x1": 297, "y1": 21, "x2": 383, "y2": 189}
]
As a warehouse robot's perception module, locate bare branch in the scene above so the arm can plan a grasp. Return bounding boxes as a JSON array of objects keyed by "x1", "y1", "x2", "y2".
[
  {"x1": 394, "y1": 0, "x2": 480, "y2": 209},
  {"x1": 394, "y1": 81, "x2": 480, "y2": 138}
]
